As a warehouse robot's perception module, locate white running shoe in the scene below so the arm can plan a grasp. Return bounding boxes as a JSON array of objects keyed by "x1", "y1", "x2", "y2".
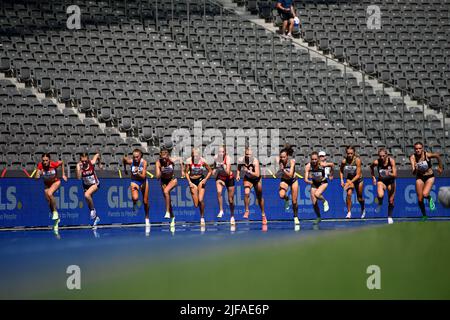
[
  {"x1": 361, "y1": 209, "x2": 366, "y2": 219},
  {"x1": 200, "y1": 218, "x2": 205, "y2": 226},
  {"x1": 346, "y1": 212, "x2": 351, "y2": 219},
  {"x1": 145, "y1": 218, "x2": 150, "y2": 227},
  {"x1": 170, "y1": 217, "x2": 175, "y2": 228},
  {"x1": 164, "y1": 211, "x2": 170, "y2": 219},
  {"x1": 294, "y1": 216, "x2": 300, "y2": 225},
  {"x1": 93, "y1": 216, "x2": 100, "y2": 228},
  {"x1": 230, "y1": 216, "x2": 235, "y2": 225},
  {"x1": 388, "y1": 217, "x2": 394, "y2": 224},
  {"x1": 323, "y1": 200, "x2": 329, "y2": 212},
  {"x1": 52, "y1": 210, "x2": 59, "y2": 220},
  {"x1": 90, "y1": 209, "x2": 96, "y2": 220},
  {"x1": 217, "y1": 210, "x2": 224, "y2": 218}
]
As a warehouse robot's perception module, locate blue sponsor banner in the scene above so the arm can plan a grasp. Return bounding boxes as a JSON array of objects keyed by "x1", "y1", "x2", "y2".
[{"x1": 0, "y1": 177, "x2": 449, "y2": 228}]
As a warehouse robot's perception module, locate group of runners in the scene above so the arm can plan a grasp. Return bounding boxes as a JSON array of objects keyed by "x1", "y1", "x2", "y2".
[{"x1": 35, "y1": 142, "x2": 443, "y2": 232}]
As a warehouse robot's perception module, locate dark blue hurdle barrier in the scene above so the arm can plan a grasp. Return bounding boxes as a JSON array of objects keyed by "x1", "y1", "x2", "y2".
[{"x1": 0, "y1": 177, "x2": 449, "y2": 228}]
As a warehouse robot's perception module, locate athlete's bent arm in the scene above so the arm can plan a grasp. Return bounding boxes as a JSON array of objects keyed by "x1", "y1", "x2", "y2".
[
  {"x1": 350, "y1": 158, "x2": 362, "y2": 184},
  {"x1": 390, "y1": 158, "x2": 397, "y2": 178},
  {"x1": 304, "y1": 163, "x2": 312, "y2": 185},
  {"x1": 429, "y1": 152, "x2": 443, "y2": 174},
  {"x1": 409, "y1": 154, "x2": 417, "y2": 175}
]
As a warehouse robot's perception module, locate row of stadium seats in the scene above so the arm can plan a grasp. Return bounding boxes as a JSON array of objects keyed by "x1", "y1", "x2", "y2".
[
  {"x1": 290, "y1": 0, "x2": 450, "y2": 110},
  {"x1": 1, "y1": 0, "x2": 448, "y2": 171}
]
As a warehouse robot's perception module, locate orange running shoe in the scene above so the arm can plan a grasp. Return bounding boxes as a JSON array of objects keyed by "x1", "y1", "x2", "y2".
[{"x1": 262, "y1": 215, "x2": 267, "y2": 225}]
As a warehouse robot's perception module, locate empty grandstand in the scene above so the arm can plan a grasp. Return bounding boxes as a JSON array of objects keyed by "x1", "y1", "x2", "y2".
[{"x1": 0, "y1": 0, "x2": 448, "y2": 175}]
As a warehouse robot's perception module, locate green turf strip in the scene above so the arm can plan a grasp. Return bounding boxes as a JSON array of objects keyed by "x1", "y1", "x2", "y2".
[{"x1": 41, "y1": 222, "x2": 450, "y2": 299}]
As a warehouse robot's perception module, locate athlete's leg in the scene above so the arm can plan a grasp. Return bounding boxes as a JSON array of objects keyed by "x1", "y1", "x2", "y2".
[
  {"x1": 243, "y1": 180, "x2": 253, "y2": 215},
  {"x1": 46, "y1": 181, "x2": 61, "y2": 213},
  {"x1": 291, "y1": 181, "x2": 299, "y2": 218},
  {"x1": 163, "y1": 179, "x2": 178, "y2": 218},
  {"x1": 198, "y1": 183, "x2": 206, "y2": 219},
  {"x1": 415, "y1": 179, "x2": 426, "y2": 216},
  {"x1": 216, "y1": 180, "x2": 225, "y2": 214},
  {"x1": 255, "y1": 180, "x2": 265, "y2": 216},
  {"x1": 357, "y1": 181, "x2": 365, "y2": 214},
  {"x1": 377, "y1": 181, "x2": 386, "y2": 205},
  {"x1": 84, "y1": 184, "x2": 99, "y2": 211},
  {"x1": 387, "y1": 182, "x2": 396, "y2": 218},
  {"x1": 311, "y1": 186, "x2": 320, "y2": 218},
  {"x1": 130, "y1": 183, "x2": 140, "y2": 206},
  {"x1": 141, "y1": 181, "x2": 150, "y2": 220},
  {"x1": 190, "y1": 184, "x2": 200, "y2": 208},
  {"x1": 279, "y1": 182, "x2": 288, "y2": 200},
  {"x1": 227, "y1": 185, "x2": 235, "y2": 218},
  {"x1": 346, "y1": 187, "x2": 353, "y2": 214}
]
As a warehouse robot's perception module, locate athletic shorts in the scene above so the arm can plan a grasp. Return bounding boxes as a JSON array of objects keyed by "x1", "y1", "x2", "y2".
[
  {"x1": 190, "y1": 176, "x2": 204, "y2": 187},
  {"x1": 244, "y1": 175, "x2": 261, "y2": 186},
  {"x1": 83, "y1": 183, "x2": 100, "y2": 191},
  {"x1": 216, "y1": 177, "x2": 235, "y2": 188},
  {"x1": 278, "y1": 8, "x2": 294, "y2": 21},
  {"x1": 378, "y1": 178, "x2": 395, "y2": 187},
  {"x1": 417, "y1": 174, "x2": 434, "y2": 183},
  {"x1": 312, "y1": 179, "x2": 328, "y2": 189},
  {"x1": 161, "y1": 176, "x2": 175, "y2": 187},
  {"x1": 280, "y1": 176, "x2": 297, "y2": 186},
  {"x1": 131, "y1": 179, "x2": 147, "y2": 189}
]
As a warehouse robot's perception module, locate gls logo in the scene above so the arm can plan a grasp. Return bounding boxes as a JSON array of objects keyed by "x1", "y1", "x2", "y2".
[
  {"x1": 405, "y1": 185, "x2": 436, "y2": 205},
  {"x1": 108, "y1": 186, "x2": 134, "y2": 208},
  {"x1": 0, "y1": 186, "x2": 17, "y2": 210},
  {"x1": 53, "y1": 186, "x2": 80, "y2": 209},
  {"x1": 170, "y1": 186, "x2": 256, "y2": 207},
  {"x1": 342, "y1": 185, "x2": 376, "y2": 204}
]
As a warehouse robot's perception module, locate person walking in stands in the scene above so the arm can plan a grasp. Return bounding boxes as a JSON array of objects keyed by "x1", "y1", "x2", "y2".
[{"x1": 276, "y1": 0, "x2": 295, "y2": 37}]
